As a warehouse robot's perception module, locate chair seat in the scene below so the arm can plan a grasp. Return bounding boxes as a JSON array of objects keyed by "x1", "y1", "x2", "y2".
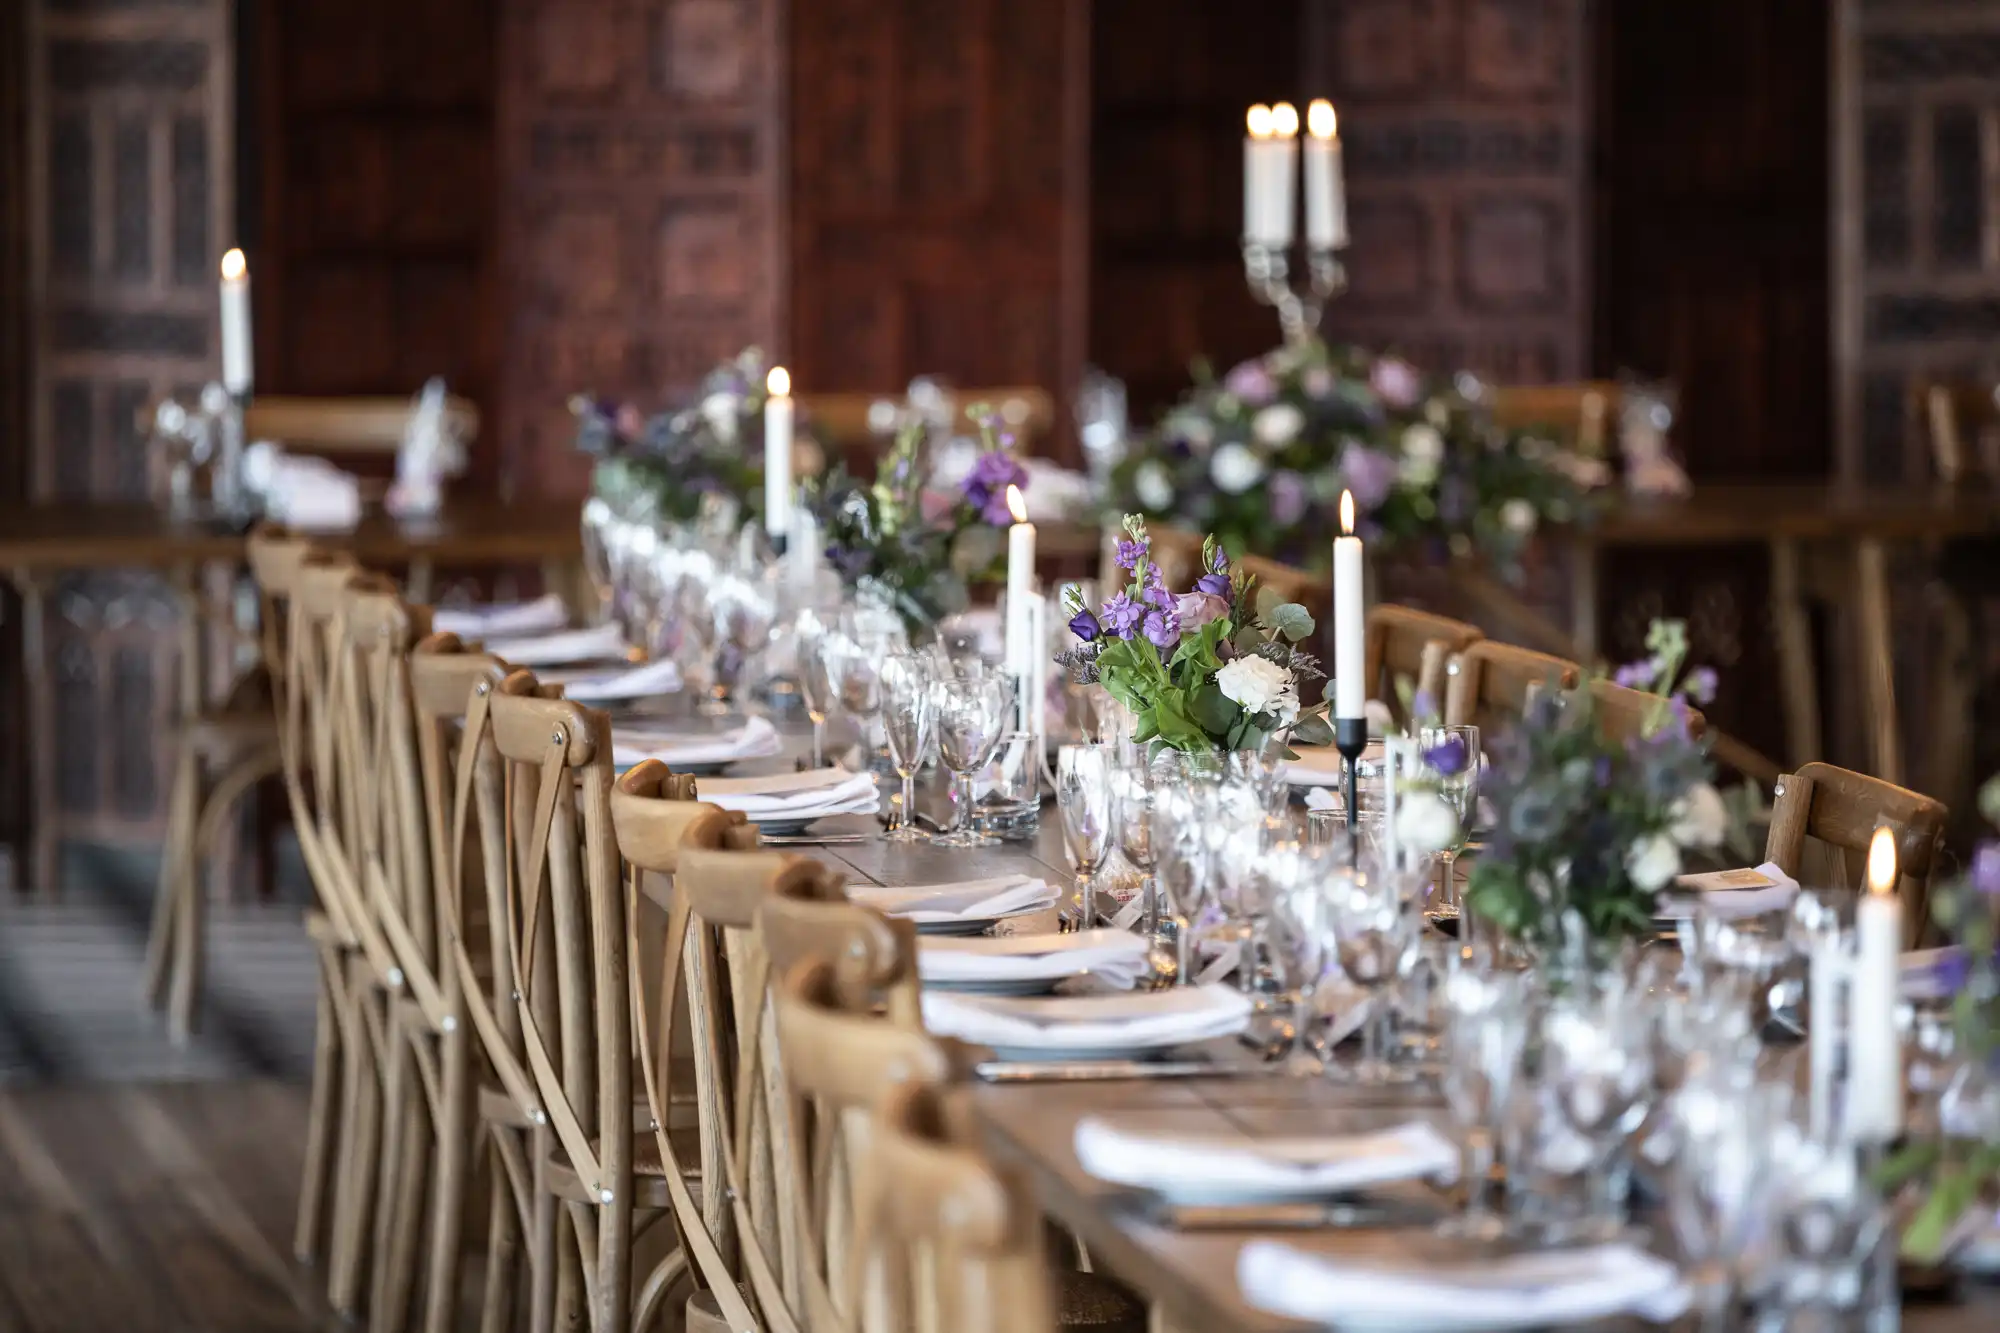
[{"x1": 542, "y1": 1125, "x2": 704, "y2": 1208}]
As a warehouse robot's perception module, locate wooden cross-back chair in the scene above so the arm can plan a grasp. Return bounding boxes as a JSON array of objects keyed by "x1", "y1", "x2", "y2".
[
  {"x1": 1766, "y1": 761, "x2": 1949, "y2": 946},
  {"x1": 1237, "y1": 554, "x2": 1328, "y2": 612},
  {"x1": 1489, "y1": 382, "x2": 1621, "y2": 456},
  {"x1": 1443, "y1": 641, "x2": 1582, "y2": 734},
  {"x1": 1366, "y1": 605, "x2": 1483, "y2": 727},
  {"x1": 802, "y1": 387, "x2": 1054, "y2": 458},
  {"x1": 1589, "y1": 677, "x2": 1707, "y2": 746},
  {"x1": 244, "y1": 393, "x2": 480, "y2": 460},
  {"x1": 869, "y1": 1083, "x2": 1059, "y2": 1333}
]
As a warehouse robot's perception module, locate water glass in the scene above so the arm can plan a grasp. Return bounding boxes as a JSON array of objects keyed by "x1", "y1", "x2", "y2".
[
  {"x1": 880, "y1": 652, "x2": 934, "y2": 842},
  {"x1": 1416, "y1": 723, "x2": 1479, "y2": 915},
  {"x1": 1055, "y1": 744, "x2": 1113, "y2": 926},
  {"x1": 1540, "y1": 981, "x2": 1656, "y2": 1239},
  {"x1": 1325, "y1": 860, "x2": 1421, "y2": 1084},
  {"x1": 1669, "y1": 1064, "x2": 1794, "y2": 1328},
  {"x1": 1437, "y1": 963, "x2": 1529, "y2": 1240},
  {"x1": 796, "y1": 605, "x2": 842, "y2": 770},
  {"x1": 1109, "y1": 756, "x2": 1162, "y2": 934},
  {"x1": 934, "y1": 665, "x2": 1015, "y2": 848}
]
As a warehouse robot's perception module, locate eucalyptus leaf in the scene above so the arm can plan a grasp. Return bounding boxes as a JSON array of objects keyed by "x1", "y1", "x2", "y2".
[
  {"x1": 1290, "y1": 713, "x2": 1335, "y2": 747},
  {"x1": 1266, "y1": 603, "x2": 1316, "y2": 642}
]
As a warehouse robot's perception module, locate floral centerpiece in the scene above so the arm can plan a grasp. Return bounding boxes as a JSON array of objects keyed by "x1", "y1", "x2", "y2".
[
  {"x1": 1057, "y1": 515, "x2": 1334, "y2": 755},
  {"x1": 572, "y1": 347, "x2": 779, "y2": 527},
  {"x1": 1465, "y1": 620, "x2": 1732, "y2": 953},
  {"x1": 1110, "y1": 339, "x2": 1606, "y2": 572},
  {"x1": 805, "y1": 404, "x2": 1027, "y2": 636}
]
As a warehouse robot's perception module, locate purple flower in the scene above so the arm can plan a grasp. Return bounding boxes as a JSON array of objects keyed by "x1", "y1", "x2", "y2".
[
  {"x1": 1423, "y1": 734, "x2": 1469, "y2": 777},
  {"x1": 1340, "y1": 448, "x2": 1397, "y2": 511},
  {"x1": 979, "y1": 490, "x2": 1016, "y2": 526},
  {"x1": 1972, "y1": 842, "x2": 2000, "y2": 896},
  {"x1": 1142, "y1": 578, "x2": 1176, "y2": 610},
  {"x1": 1116, "y1": 537, "x2": 1149, "y2": 572},
  {"x1": 1935, "y1": 948, "x2": 1972, "y2": 997},
  {"x1": 1411, "y1": 688, "x2": 1438, "y2": 721},
  {"x1": 1270, "y1": 470, "x2": 1309, "y2": 526},
  {"x1": 1142, "y1": 609, "x2": 1180, "y2": 651},
  {"x1": 963, "y1": 450, "x2": 1028, "y2": 522},
  {"x1": 1613, "y1": 660, "x2": 1655, "y2": 690},
  {"x1": 1175, "y1": 591, "x2": 1229, "y2": 631},
  {"x1": 1194, "y1": 571, "x2": 1230, "y2": 598},
  {"x1": 1100, "y1": 593, "x2": 1145, "y2": 640},
  {"x1": 1223, "y1": 361, "x2": 1277, "y2": 406},
  {"x1": 1684, "y1": 666, "x2": 1718, "y2": 705},
  {"x1": 1068, "y1": 607, "x2": 1102, "y2": 642},
  {"x1": 1369, "y1": 357, "x2": 1422, "y2": 409}
]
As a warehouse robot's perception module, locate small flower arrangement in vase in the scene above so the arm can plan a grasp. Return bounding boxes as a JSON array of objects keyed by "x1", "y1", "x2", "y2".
[
  {"x1": 1057, "y1": 515, "x2": 1334, "y2": 755},
  {"x1": 805, "y1": 404, "x2": 1027, "y2": 639},
  {"x1": 1465, "y1": 620, "x2": 1733, "y2": 957}
]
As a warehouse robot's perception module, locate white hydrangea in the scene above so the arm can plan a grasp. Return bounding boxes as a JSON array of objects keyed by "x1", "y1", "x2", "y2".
[
  {"x1": 1251, "y1": 404, "x2": 1305, "y2": 446},
  {"x1": 1210, "y1": 442, "x2": 1268, "y2": 495},
  {"x1": 1395, "y1": 790, "x2": 1460, "y2": 854},
  {"x1": 1625, "y1": 833, "x2": 1681, "y2": 892},
  {"x1": 701, "y1": 391, "x2": 740, "y2": 443},
  {"x1": 1216, "y1": 655, "x2": 1297, "y2": 719},
  {"x1": 1133, "y1": 461, "x2": 1175, "y2": 510},
  {"x1": 1669, "y1": 783, "x2": 1729, "y2": 847}
]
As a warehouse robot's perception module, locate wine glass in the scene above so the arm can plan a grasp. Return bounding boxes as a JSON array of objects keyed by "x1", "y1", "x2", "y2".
[
  {"x1": 796, "y1": 605, "x2": 841, "y2": 770},
  {"x1": 1325, "y1": 857, "x2": 1421, "y2": 1084},
  {"x1": 1109, "y1": 755, "x2": 1162, "y2": 935},
  {"x1": 1436, "y1": 963, "x2": 1529, "y2": 1240},
  {"x1": 1541, "y1": 981, "x2": 1656, "y2": 1240},
  {"x1": 1265, "y1": 837, "x2": 1339, "y2": 1073},
  {"x1": 1670, "y1": 1063, "x2": 1794, "y2": 1328},
  {"x1": 880, "y1": 652, "x2": 934, "y2": 842},
  {"x1": 1055, "y1": 744, "x2": 1113, "y2": 926},
  {"x1": 933, "y1": 665, "x2": 1015, "y2": 848},
  {"x1": 1416, "y1": 724, "x2": 1479, "y2": 918}
]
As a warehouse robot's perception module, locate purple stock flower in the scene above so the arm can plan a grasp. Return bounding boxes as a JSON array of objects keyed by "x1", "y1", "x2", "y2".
[
  {"x1": 1194, "y1": 570, "x2": 1230, "y2": 597},
  {"x1": 1099, "y1": 593, "x2": 1145, "y2": 639},
  {"x1": 1223, "y1": 361, "x2": 1277, "y2": 406},
  {"x1": 1613, "y1": 660, "x2": 1655, "y2": 690},
  {"x1": 1423, "y1": 734, "x2": 1469, "y2": 777},
  {"x1": 1068, "y1": 607, "x2": 1102, "y2": 642},
  {"x1": 1143, "y1": 579, "x2": 1175, "y2": 610},
  {"x1": 979, "y1": 490, "x2": 1016, "y2": 526},
  {"x1": 1369, "y1": 357, "x2": 1422, "y2": 409},
  {"x1": 962, "y1": 450, "x2": 1028, "y2": 523},
  {"x1": 1972, "y1": 842, "x2": 2000, "y2": 896},
  {"x1": 1116, "y1": 537, "x2": 1149, "y2": 572},
  {"x1": 1340, "y1": 448, "x2": 1397, "y2": 511},
  {"x1": 1142, "y1": 609, "x2": 1180, "y2": 651},
  {"x1": 1270, "y1": 470, "x2": 1309, "y2": 526},
  {"x1": 1683, "y1": 666, "x2": 1719, "y2": 705}
]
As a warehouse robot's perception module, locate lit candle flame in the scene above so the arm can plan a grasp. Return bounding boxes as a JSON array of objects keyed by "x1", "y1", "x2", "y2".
[
  {"x1": 1246, "y1": 104, "x2": 1273, "y2": 139},
  {"x1": 1308, "y1": 100, "x2": 1336, "y2": 140},
  {"x1": 1340, "y1": 489, "x2": 1355, "y2": 534},
  {"x1": 1866, "y1": 825, "x2": 1898, "y2": 896},
  {"x1": 1272, "y1": 102, "x2": 1299, "y2": 139},
  {"x1": 220, "y1": 248, "x2": 246, "y2": 281},
  {"x1": 766, "y1": 366, "x2": 790, "y2": 398},
  {"x1": 1006, "y1": 484, "x2": 1028, "y2": 524}
]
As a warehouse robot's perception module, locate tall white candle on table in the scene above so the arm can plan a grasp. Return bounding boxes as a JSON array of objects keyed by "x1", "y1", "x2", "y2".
[
  {"x1": 764, "y1": 367, "x2": 793, "y2": 541},
  {"x1": 1004, "y1": 483, "x2": 1037, "y2": 688},
  {"x1": 1332, "y1": 489, "x2": 1366, "y2": 721},
  {"x1": 219, "y1": 249, "x2": 253, "y2": 395},
  {"x1": 1269, "y1": 102, "x2": 1300, "y2": 248},
  {"x1": 1304, "y1": 100, "x2": 1348, "y2": 250},
  {"x1": 1847, "y1": 826, "x2": 1904, "y2": 1142},
  {"x1": 1808, "y1": 917, "x2": 1841, "y2": 1142},
  {"x1": 1243, "y1": 104, "x2": 1274, "y2": 242}
]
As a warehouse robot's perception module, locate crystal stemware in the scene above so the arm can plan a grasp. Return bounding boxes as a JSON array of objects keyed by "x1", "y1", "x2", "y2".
[
  {"x1": 1540, "y1": 980, "x2": 1656, "y2": 1240},
  {"x1": 933, "y1": 665, "x2": 1015, "y2": 848},
  {"x1": 1436, "y1": 962, "x2": 1529, "y2": 1240},
  {"x1": 1669, "y1": 1062, "x2": 1793, "y2": 1330},
  {"x1": 795, "y1": 605, "x2": 842, "y2": 770},
  {"x1": 1265, "y1": 838, "x2": 1338, "y2": 1073},
  {"x1": 1416, "y1": 723, "x2": 1479, "y2": 919},
  {"x1": 1325, "y1": 857, "x2": 1421, "y2": 1084},
  {"x1": 880, "y1": 652, "x2": 934, "y2": 842},
  {"x1": 1055, "y1": 744, "x2": 1113, "y2": 926},
  {"x1": 1109, "y1": 755, "x2": 1162, "y2": 935}
]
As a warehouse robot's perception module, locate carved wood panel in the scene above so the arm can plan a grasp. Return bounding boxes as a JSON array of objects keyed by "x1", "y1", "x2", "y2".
[
  {"x1": 495, "y1": 0, "x2": 785, "y2": 499},
  {"x1": 1302, "y1": 0, "x2": 1590, "y2": 382},
  {"x1": 23, "y1": 0, "x2": 232, "y2": 845},
  {"x1": 789, "y1": 0, "x2": 1088, "y2": 460}
]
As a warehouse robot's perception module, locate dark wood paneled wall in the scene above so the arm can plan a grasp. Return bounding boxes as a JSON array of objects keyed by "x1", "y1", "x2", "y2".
[
  {"x1": 789, "y1": 0, "x2": 1088, "y2": 458},
  {"x1": 2, "y1": 2, "x2": 26, "y2": 871},
  {"x1": 495, "y1": 0, "x2": 786, "y2": 499},
  {"x1": 252, "y1": 0, "x2": 499, "y2": 483},
  {"x1": 1089, "y1": 1, "x2": 1303, "y2": 420},
  {"x1": 1302, "y1": 0, "x2": 1591, "y2": 381}
]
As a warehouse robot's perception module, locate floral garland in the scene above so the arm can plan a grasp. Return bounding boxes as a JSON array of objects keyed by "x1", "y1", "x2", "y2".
[
  {"x1": 1465, "y1": 620, "x2": 1731, "y2": 951},
  {"x1": 572, "y1": 347, "x2": 779, "y2": 526},
  {"x1": 805, "y1": 405, "x2": 1028, "y2": 637},
  {"x1": 1058, "y1": 516, "x2": 1333, "y2": 755},
  {"x1": 1110, "y1": 339, "x2": 1606, "y2": 572}
]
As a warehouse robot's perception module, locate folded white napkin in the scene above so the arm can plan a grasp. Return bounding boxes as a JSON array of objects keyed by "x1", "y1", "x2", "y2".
[
  {"x1": 487, "y1": 622, "x2": 631, "y2": 668},
  {"x1": 1236, "y1": 1241, "x2": 1689, "y2": 1330},
  {"x1": 1659, "y1": 861, "x2": 1800, "y2": 920},
  {"x1": 918, "y1": 929, "x2": 1148, "y2": 987},
  {"x1": 1077, "y1": 1118, "x2": 1458, "y2": 1198},
  {"x1": 920, "y1": 984, "x2": 1251, "y2": 1053},
  {"x1": 432, "y1": 594, "x2": 568, "y2": 639},
  {"x1": 611, "y1": 715, "x2": 781, "y2": 769},
  {"x1": 264, "y1": 456, "x2": 362, "y2": 531},
  {"x1": 849, "y1": 876, "x2": 1059, "y2": 924},
  {"x1": 565, "y1": 657, "x2": 685, "y2": 705},
  {"x1": 693, "y1": 765, "x2": 880, "y2": 822}
]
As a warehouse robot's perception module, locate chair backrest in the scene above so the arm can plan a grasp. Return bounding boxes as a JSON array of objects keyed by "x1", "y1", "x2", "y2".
[
  {"x1": 1237, "y1": 554, "x2": 1329, "y2": 613},
  {"x1": 1367, "y1": 604, "x2": 1483, "y2": 724},
  {"x1": 1443, "y1": 641, "x2": 1582, "y2": 733},
  {"x1": 869, "y1": 1083, "x2": 1057, "y2": 1333},
  {"x1": 1909, "y1": 376, "x2": 2000, "y2": 486},
  {"x1": 1589, "y1": 677, "x2": 1707, "y2": 746},
  {"x1": 244, "y1": 393, "x2": 479, "y2": 460},
  {"x1": 1766, "y1": 761, "x2": 1948, "y2": 943},
  {"x1": 480, "y1": 670, "x2": 631, "y2": 1332},
  {"x1": 1490, "y1": 381, "x2": 1620, "y2": 456},
  {"x1": 246, "y1": 525, "x2": 312, "y2": 680},
  {"x1": 802, "y1": 387, "x2": 1054, "y2": 456}
]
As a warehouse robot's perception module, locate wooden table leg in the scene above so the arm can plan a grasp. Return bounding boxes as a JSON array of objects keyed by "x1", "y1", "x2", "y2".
[
  {"x1": 1854, "y1": 538, "x2": 1903, "y2": 786},
  {"x1": 1768, "y1": 538, "x2": 1823, "y2": 768}
]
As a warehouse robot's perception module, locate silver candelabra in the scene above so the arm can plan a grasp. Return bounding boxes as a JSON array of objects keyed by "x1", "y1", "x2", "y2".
[{"x1": 1242, "y1": 239, "x2": 1347, "y2": 345}]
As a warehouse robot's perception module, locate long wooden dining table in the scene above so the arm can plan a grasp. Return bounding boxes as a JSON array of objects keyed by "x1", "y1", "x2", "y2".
[{"x1": 780, "y1": 813, "x2": 1997, "y2": 1333}]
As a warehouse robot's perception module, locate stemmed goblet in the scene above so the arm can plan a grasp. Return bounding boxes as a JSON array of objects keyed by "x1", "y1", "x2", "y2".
[
  {"x1": 933, "y1": 664, "x2": 1015, "y2": 848},
  {"x1": 795, "y1": 605, "x2": 842, "y2": 770},
  {"x1": 1325, "y1": 856, "x2": 1422, "y2": 1084},
  {"x1": 1540, "y1": 980, "x2": 1657, "y2": 1240},
  {"x1": 1109, "y1": 755, "x2": 1162, "y2": 935},
  {"x1": 880, "y1": 652, "x2": 934, "y2": 842},
  {"x1": 1416, "y1": 723, "x2": 1479, "y2": 919},
  {"x1": 1055, "y1": 744, "x2": 1113, "y2": 927},
  {"x1": 1436, "y1": 963, "x2": 1529, "y2": 1239}
]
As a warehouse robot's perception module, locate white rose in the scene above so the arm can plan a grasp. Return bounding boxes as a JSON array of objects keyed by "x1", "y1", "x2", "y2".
[
  {"x1": 1251, "y1": 404, "x2": 1305, "y2": 446},
  {"x1": 1500, "y1": 498, "x2": 1539, "y2": 535},
  {"x1": 1133, "y1": 461, "x2": 1175, "y2": 510},
  {"x1": 1395, "y1": 790, "x2": 1460, "y2": 855},
  {"x1": 1669, "y1": 782, "x2": 1729, "y2": 848},
  {"x1": 1402, "y1": 423, "x2": 1444, "y2": 466},
  {"x1": 1625, "y1": 833, "x2": 1681, "y2": 892},
  {"x1": 1209, "y1": 441, "x2": 1267, "y2": 495},
  {"x1": 1215, "y1": 654, "x2": 1295, "y2": 718},
  {"x1": 701, "y1": 391, "x2": 740, "y2": 443}
]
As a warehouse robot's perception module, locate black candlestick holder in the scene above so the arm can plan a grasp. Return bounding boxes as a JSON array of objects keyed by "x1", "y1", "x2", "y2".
[{"x1": 1335, "y1": 715, "x2": 1368, "y2": 842}]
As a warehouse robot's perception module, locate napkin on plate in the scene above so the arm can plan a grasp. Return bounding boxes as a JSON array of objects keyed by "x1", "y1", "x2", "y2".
[
  {"x1": 563, "y1": 657, "x2": 684, "y2": 705},
  {"x1": 917, "y1": 929, "x2": 1148, "y2": 988},
  {"x1": 611, "y1": 715, "x2": 783, "y2": 769},
  {"x1": 487, "y1": 622, "x2": 631, "y2": 668},
  {"x1": 432, "y1": 594, "x2": 569, "y2": 640},
  {"x1": 1074, "y1": 1118, "x2": 1459, "y2": 1196},
  {"x1": 920, "y1": 984, "x2": 1251, "y2": 1053},
  {"x1": 1236, "y1": 1241, "x2": 1689, "y2": 1330},
  {"x1": 691, "y1": 765, "x2": 880, "y2": 822},
  {"x1": 849, "y1": 876, "x2": 1059, "y2": 924},
  {"x1": 1658, "y1": 861, "x2": 1800, "y2": 920}
]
